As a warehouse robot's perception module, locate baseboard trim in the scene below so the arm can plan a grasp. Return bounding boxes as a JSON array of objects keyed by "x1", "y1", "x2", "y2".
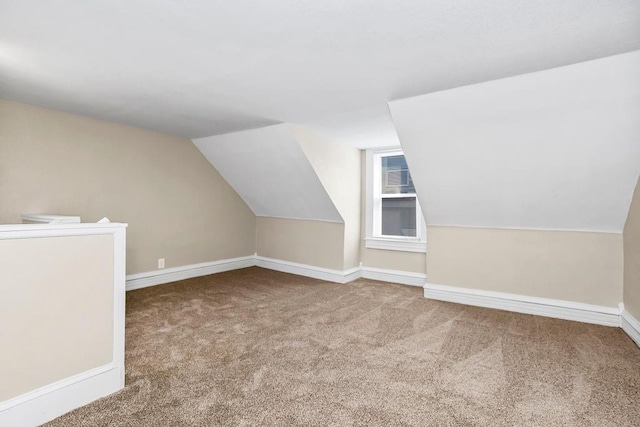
[
  {"x1": 126, "y1": 255, "x2": 366, "y2": 288},
  {"x1": 126, "y1": 256, "x2": 255, "y2": 291},
  {"x1": 423, "y1": 282, "x2": 620, "y2": 327},
  {"x1": 0, "y1": 364, "x2": 122, "y2": 427},
  {"x1": 361, "y1": 266, "x2": 426, "y2": 287},
  {"x1": 254, "y1": 256, "x2": 360, "y2": 284},
  {"x1": 124, "y1": 258, "x2": 630, "y2": 331},
  {"x1": 620, "y1": 305, "x2": 640, "y2": 347},
  {"x1": 343, "y1": 267, "x2": 362, "y2": 283}
]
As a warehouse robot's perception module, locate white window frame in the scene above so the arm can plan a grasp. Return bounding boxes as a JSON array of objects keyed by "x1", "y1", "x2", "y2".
[{"x1": 365, "y1": 147, "x2": 426, "y2": 253}]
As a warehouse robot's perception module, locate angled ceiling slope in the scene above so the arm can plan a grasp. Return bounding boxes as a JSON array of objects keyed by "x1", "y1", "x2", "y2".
[
  {"x1": 193, "y1": 124, "x2": 343, "y2": 223},
  {"x1": 1, "y1": 1, "x2": 640, "y2": 138},
  {"x1": 390, "y1": 51, "x2": 640, "y2": 233}
]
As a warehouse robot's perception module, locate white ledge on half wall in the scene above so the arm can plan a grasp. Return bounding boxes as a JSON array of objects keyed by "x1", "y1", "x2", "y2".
[{"x1": 423, "y1": 282, "x2": 621, "y2": 327}]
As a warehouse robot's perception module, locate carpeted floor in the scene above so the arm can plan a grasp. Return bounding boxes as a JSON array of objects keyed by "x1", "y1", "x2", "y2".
[{"x1": 48, "y1": 267, "x2": 640, "y2": 426}]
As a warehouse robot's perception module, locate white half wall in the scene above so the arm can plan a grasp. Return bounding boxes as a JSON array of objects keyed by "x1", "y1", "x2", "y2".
[
  {"x1": 193, "y1": 124, "x2": 342, "y2": 222},
  {"x1": 389, "y1": 51, "x2": 640, "y2": 232},
  {"x1": 0, "y1": 222, "x2": 126, "y2": 426}
]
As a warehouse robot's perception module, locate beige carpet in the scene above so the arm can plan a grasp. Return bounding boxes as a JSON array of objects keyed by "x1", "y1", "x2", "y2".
[{"x1": 48, "y1": 267, "x2": 640, "y2": 426}]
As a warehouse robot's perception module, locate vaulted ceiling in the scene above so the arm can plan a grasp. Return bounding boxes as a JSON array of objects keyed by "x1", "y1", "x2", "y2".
[{"x1": 1, "y1": 1, "x2": 640, "y2": 142}]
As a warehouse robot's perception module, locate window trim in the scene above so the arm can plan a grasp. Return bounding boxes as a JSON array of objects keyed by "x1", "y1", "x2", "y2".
[{"x1": 365, "y1": 147, "x2": 426, "y2": 253}]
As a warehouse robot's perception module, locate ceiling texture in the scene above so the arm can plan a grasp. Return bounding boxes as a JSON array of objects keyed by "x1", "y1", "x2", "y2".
[{"x1": 1, "y1": 0, "x2": 640, "y2": 145}]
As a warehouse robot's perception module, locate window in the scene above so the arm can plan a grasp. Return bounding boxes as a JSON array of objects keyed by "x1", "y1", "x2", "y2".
[{"x1": 365, "y1": 148, "x2": 426, "y2": 252}]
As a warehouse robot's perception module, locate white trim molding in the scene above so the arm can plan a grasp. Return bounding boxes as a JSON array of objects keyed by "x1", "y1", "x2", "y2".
[
  {"x1": 126, "y1": 255, "x2": 430, "y2": 289},
  {"x1": 129, "y1": 256, "x2": 636, "y2": 336},
  {"x1": 361, "y1": 266, "x2": 426, "y2": 287},
  {"x1": 0, "y1": 365, "x2": 122, "y2": 427},
  {"x1": 254, "y1": 256, "x2": 360, "y2": 284},
  {"x1": 364, "y1": 237, "x2": 426, "y2": 253},
  {"x1": 126, "y1": 255, "x2": 433, "y2": 289},
  {"x1": 620, "y1": 304, "x2": 640, "y2": 347},
  {"x1": 126, "y1": 256, "x2": 255, "y2": 291},
  {"x1": 128, "y1": 256, "x2": 639, "y2": 338},
  {"x1": 423, "y1": 282, "x2": 621, "y2": 327},
  {"x1": 0, "y1": 222, "x2": 126, "y2": 239}
]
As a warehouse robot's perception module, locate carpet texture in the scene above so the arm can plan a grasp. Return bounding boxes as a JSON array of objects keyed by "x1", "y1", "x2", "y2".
[{"x1": 48, "y1": 267, "x2": 640, "y2": 426}]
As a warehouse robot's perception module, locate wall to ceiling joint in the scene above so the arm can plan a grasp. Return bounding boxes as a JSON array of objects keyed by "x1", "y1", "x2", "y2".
[
  {"x1": 0, "y1": 99, "x2": 257, "y2": 275},
  {"x1": 624, "y1": 177, "x2": 640, "y2": 320},
  {"x1": 194, "y1": 124, "x2": 361, "y2": 270},
  {"x1": 291, "y1": 125, "x2": 361, "y2": 270},
  {"x1": 194, "y1": 124, "x2": 343, "y2": 223},
  {"x1": 390, "y1": 51, "x2": 640, "y2": 233},
  {"x1": 389, "y1": 51, "x2": 640, "y2": 306}
]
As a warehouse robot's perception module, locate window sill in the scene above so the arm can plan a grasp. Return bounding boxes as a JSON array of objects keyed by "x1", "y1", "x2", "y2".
[{"x1": 365, "y1": 237, "x2": 426, "y2": 253}]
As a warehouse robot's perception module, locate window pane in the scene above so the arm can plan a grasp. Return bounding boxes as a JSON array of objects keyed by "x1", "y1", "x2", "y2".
[
  {"x1": 381, "y1": 155, "x2": 415, "y2": 194},
  {"x1": 381, "y1": 197, "x2": 417, "y2": 237}
]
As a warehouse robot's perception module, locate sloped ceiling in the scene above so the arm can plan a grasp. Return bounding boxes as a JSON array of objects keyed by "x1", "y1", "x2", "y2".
[
  {"x1": 1, "y1": 1, "x2": 639, "y2": 139},
  {"x1": 193, "y1": 124, "x2": 342, "y2": 223},
  {"x1": 299, "y1": 105, "x2": 400, "y2": 149},
  {"x1": 389, "y1": 52, "x2": 640, "y2": 233}
]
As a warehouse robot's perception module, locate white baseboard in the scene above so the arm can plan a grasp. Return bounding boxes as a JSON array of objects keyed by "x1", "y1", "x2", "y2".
[
  {"x1": 126, "y1": 255, "x2": 366, "y2": 288},
  {"x1": 343, "y1": 267, "x2": 362, "y2": 283},
  {"x1": 423, "y1": 282, "x2": 620, "y2": 327},
  {"x1": 0, "y1": 364, "x2": 122, "y2": 427},
  {"x1": 126, "y1": 255, "x2": 255, "y2": 291},
  {"x1": 620, "y1": 305, "x2": 640, "y2": 347},
  {"x1": 361, "y1": 266, "x2": 426, "y2": 287},
  {"x1": 124, "y1": 257, "x2": 632, "y2": 332},
  {"x1": 254, "y1": 256, "x2": 360, "y2": 284},
  {"x1": 125, "y1": 255, "x2": 431, "y2": 289}
]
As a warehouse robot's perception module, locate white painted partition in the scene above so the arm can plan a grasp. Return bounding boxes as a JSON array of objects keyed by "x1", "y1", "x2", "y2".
[{"x1": 0, "y1": 222, "x2": 127, "y2": 427}]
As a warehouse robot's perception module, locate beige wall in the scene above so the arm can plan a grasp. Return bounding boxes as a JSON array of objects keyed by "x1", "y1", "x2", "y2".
[
  {"x1": 256, "y1": 217, "x2": 345, "y2": 270},
  {"x1": 0, "y1": 99, "x2": 256, "y2": 274},
  {"x1": 359, "y1": 151, "x2": 427, "y2": 274},
  {"x1": 0, "y1": 234, "x2": 114, "y2": 401},
  {"x1": 426, "y1": 226, "x2": 623, "y2": 307},
  {"x1": 624, "y1": 177, "x2": 640, "y2": 319},
  {"x1": 361, "y1": 248, "x2": 426, "y2": 274},
  {"x1": 293, "y1": 126, "x2": 361, "y2": 269}
]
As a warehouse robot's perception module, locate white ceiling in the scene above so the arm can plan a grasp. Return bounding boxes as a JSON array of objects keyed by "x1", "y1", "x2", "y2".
[
  {"x1": 193, "y1": 124, "x2": 343, "y2": 222},
  {"x1": 390, "y1": 51, "x2": 640, "y2": 233},
  {"x1": 1, "y1": 1, "x2": 639, "y2": 140},
  {"x1": 299, "y1": 105, "x2": 401, "y2": 149}
]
